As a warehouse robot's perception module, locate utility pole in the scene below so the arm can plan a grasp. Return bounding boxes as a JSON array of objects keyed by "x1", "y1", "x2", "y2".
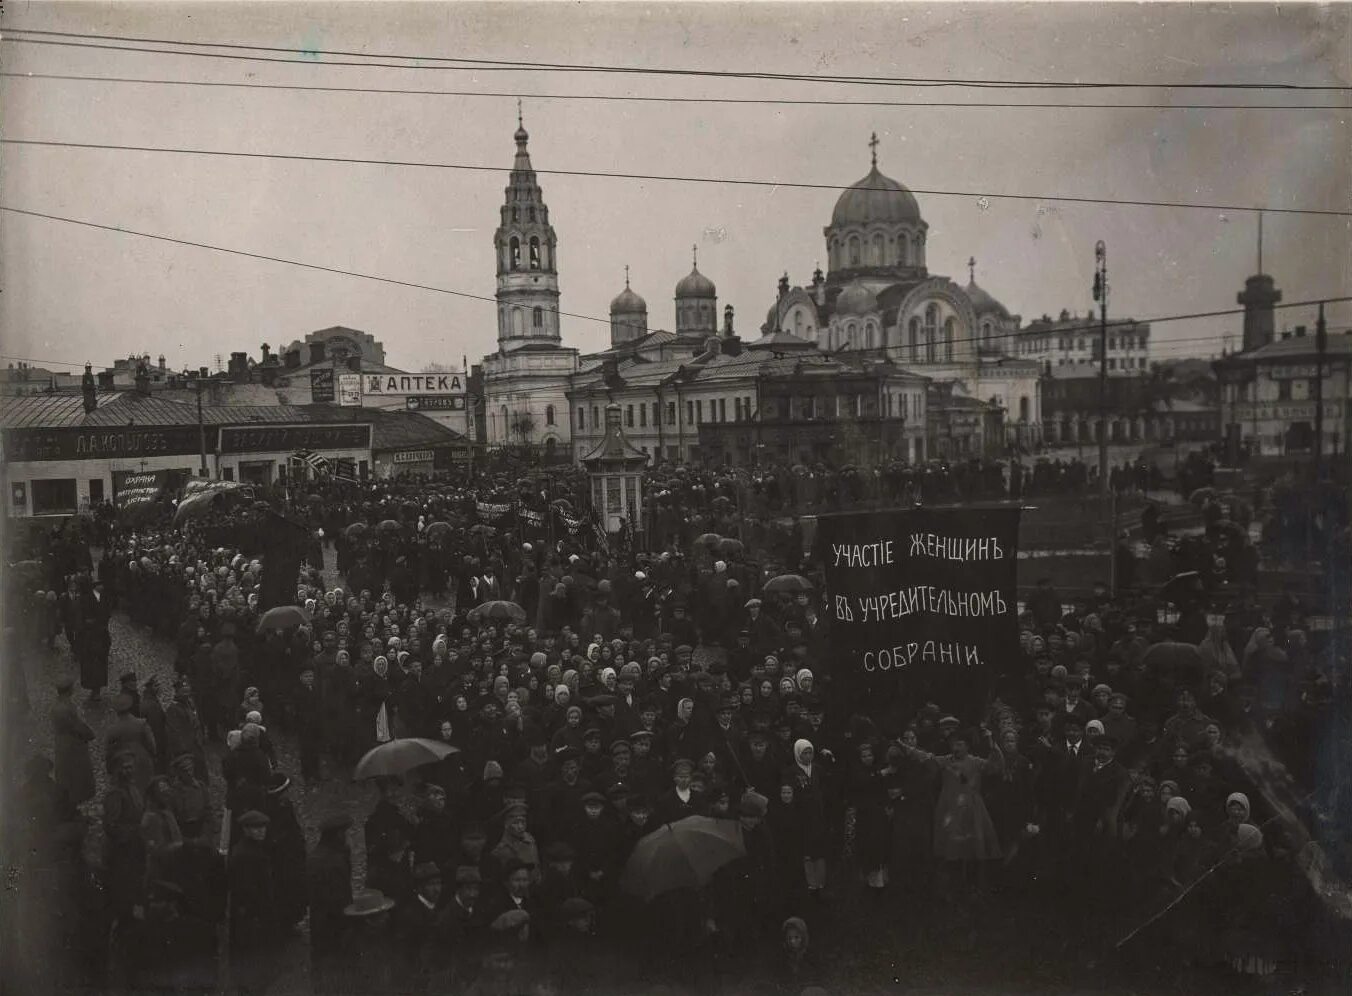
[
  {"x1": 1314, "y1": 301, "x2": 1327, "y2": 481},
  {"x1": 196, "y1": 380, "x2": 208, "y2": 476},
  {"x1": 1093, "y1": 240, "x2": 1110, "y2": 507}
]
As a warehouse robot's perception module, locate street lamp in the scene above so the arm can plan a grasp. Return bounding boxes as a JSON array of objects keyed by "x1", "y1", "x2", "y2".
[
  {"x1": 1093, "y1": 240, "x2": 1109, "y2": 504},
  {"x1": 185, "y1": 369, "x2": 208, "y2": 476}
]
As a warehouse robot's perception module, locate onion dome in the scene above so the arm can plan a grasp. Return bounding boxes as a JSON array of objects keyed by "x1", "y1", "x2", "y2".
[
  {"x1": 610, "y1": 272, "x2": 647, "y2": 314},
  {"x1": 675, "y1": 246, "x2": 716, "y2": 298},
  {"x1": 831, "y1": 166, "x2": 922, "y2": 228}
]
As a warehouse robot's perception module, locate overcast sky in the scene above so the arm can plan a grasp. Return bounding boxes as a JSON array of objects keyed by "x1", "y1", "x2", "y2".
[{"x1": 2, "y1": 2, "x2": 1348, "y2": 375}]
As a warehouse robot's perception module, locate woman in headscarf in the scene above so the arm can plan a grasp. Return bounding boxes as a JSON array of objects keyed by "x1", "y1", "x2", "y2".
[
  {"x1": 785, "y1": 738, "x2": 830, "y2": 902},
  {"x1": 845, "y1": 739, "x2": 892, "y2": 894},
  {"x1": 1197, "y1": 622, "x2": 1240, "y2": 679},
  {"x1": 895, "y1": 725, "x2": 1004, "y2": 892}
]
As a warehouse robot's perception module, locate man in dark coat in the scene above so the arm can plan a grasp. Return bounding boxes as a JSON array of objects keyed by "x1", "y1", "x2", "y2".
[
  {"x1": 391, "y1": 862, "x2": 444, "y2": 991},
  {"x1": 164, "y1": 678, "x2": 209, "y2": 784},
  {"x1": 262, "y1": 773, "x2": 309, "y2": 928},
  {"x1": 72, "y1": 577, "x2": 110, "y2": 700},
  {"x1": 227, "y1": 810, "x2": 279, "y2": 991},
  {"x1": 50, "y1": 678, "x2": 96, "y2": 805},
  {"x1": 307, "y1": 813, "x2": 355, "y2": 991}
]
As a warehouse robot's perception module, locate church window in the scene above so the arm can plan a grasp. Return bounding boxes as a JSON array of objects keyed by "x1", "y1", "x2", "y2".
[
  {"x1": 719, "y1": 398, "x2": 727, "y2": 422},
  {"x1": 793, "y1": 310, "x2": 804, "y2": 335},
  {"x1": 545, "y1": 404, "x2": 556, "y2": 426},
  {"x1": 1019, "y1": 396, "x2": 1030, "y2": 422},
  {"x1": 528, "y1": 207, "x2": 536, "y2": 222},
  {"x1": 626, "y1": 405, "x2": 634, "y2": 428},
  {"x1": 667, "y1": 402, "x2": 677, "y2": 425},
  {"x1": 592, "y1": 406, "x2": 600, "y2": 426},
  {"x1": 982, "y1": 322, "x2": 992, "y2": 343},
  {"x1": 913, "y1": 234, "x2": 923, "y2": 265},
  {"x1": 686, "y1": 400, "x2": 694, "y2": 425},
  {"x1": 510, "y1": 237, "x2": 521, "y2": 269},
  {"x1": 943, "y1": 317, "x2": 955, "y2": 361},
  {"x1": 849, "y1": 236, "x2": 861, "y2": 267},
  {"x1": 924, "y1": 305, "x2": 938, "y2": 362},
  {"x1": 576, "y1": 406, "x2": 585, "y2": 429},
  {"x1": 500, "y1": 405, "x2": 508, "y2": 431},
  {"x1": 512, "y1": 207, "x2": 519, "y2": 222},
  {"x1": 532, "y1": 307, "x2": 544, "y2": 329},
  {"x1": 898, "y1": 237, "x2": 909, "y2": 266},
  {"x1": 908, "y1": 317, "x2": 920, "y2": 362},
  {"x1": 639, "y1": 404, "x2": 647, "y2": 427},
  {"x1": 872, "y1": 233, "x2": 884, "y2": 264},
  {"x1": 847, "y1": 321, "x2": 857, "y2": 347},
  {"x1": 529, "y1": 237, "x2": 541, "y2": 270}
]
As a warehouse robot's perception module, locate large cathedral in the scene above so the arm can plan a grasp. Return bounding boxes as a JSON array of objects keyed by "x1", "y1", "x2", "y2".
[{"x1": 480, "y1": 119, "x2": 1043, "y2": 462}]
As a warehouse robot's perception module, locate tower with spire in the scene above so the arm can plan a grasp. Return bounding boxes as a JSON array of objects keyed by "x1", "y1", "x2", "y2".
[
  {"x1": 1237, "y1": 211, "x2": 1281, "y2": 352},
  {"x1": 494, "y1": 103, "x2": 561, "y2": 349}
]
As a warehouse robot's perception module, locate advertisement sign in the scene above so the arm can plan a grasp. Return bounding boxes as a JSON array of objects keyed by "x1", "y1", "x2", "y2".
[
  {"x1": 816, "y1": 507, "x2": 1021, "y2": 716},
  {"x1": 405, "y1": 395, "x2": 467, "y2": 412},
  {"x1": 363, "y1": 372, "x2": 465, "y2": 396},
  {"x1": 4, "y1": 425, "x2": 213, "y2": 462},
  {"x1": 392, "y1": 450, "x2": 435, "y2": 464},
  {"x1": 219, "y1": 424, "x2": 372, "y2": 454},
  {"x1": 310, "y1": 368, "x2": 335, "y2": 404},
  {"x1": 337, "y1": 374, "x2": 363, "y2": 407},
  {"x1": 11, "y1": 482, "x2": 27, "y2": 507}
]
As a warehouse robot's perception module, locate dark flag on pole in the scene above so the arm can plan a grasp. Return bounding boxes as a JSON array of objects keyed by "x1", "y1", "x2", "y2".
[{"x1": 256, "y1": 506, "x2": 313, "y2": 611}]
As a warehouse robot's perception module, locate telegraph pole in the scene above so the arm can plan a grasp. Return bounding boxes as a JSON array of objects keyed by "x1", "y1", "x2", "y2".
[
  {"x1": 1314, "y1": 301, "x2": 1327, "y2": 481},
  {"x1": 1093, "y1": 241, "x2": 1110, "y2": 505}
]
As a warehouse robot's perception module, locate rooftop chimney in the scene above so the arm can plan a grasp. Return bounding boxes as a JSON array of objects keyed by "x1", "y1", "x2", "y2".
[
  {"x1": 260, "y1": 342, "x2": 273, "y2": 363},
  {"x1": 284, "y1": 348, "x2": 301, "y2": 370},
  {"x1": 309, "y1": 342, "x2": 327, "y2": 365},
  {"x1": 723, "y1": 304, "x2": 735, "y2": 337},
  {"x1": 81, "y1": 362, "x2": 97, "y2": 413}
]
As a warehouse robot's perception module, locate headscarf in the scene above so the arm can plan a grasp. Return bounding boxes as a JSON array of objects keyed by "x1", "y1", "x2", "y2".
[
  {"x1": 1086, "y1": 719, "x2": 1106, "y2": 738},
  {"x1": 793, "y1": 739, "x2": 814, "y2": 778},
  {"x1": 1235, "y1": 823, "x2": 1264, "y2": 852},
  {"x1": 1226, "y1": 791, "x2": 1250, "y2": 822},
  {"x1": 1166, "y1": 796, "x2": 1191, "y2": 819},
  {"x1": 782, "y1": 916, "x2": 810, "y2": 948},
  {"x1": 795, "y1": 668, "x2": 813, "y2": 690}
]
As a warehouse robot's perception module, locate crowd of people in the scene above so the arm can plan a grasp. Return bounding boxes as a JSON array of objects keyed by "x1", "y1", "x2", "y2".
[{"x1": 4, "y1": 467, "x2": 1349, "y2": 996}]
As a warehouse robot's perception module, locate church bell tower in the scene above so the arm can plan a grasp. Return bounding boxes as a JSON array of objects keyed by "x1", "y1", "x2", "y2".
[{"x1": 495, "y1": 104, "x2": 561, "y2": 349}]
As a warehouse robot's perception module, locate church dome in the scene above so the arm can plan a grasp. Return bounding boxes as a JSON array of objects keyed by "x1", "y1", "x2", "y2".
[
  {"x1": 831, "y1": 165, "x2": 922, "y2": 229},
  {"x1": 675, "y1": 265, "x2": 716, "y2": 299},
  {"x1": 966, "y1": 280, "x2": 1010, "y2": 319},
  {"x1": 835, "y1": 279, "x2": 878, "y2": 316},
  {"x1": 611, "y1": 285, "x2": 647, "y2": 314}
]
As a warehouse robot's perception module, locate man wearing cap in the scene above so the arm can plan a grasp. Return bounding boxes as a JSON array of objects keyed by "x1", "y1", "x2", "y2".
[
  {"x1": 104, "y1": 692, "x2": 157, "y2": 793},
  {"x1": 164, "y1": 677, "x2": 209, "y2": 783},
  {"x1": 480, "y1": 858, "x2": 541, "y2": 940},
  {"x1": 1071, "y1": 733, "x2": 1130, "y2": 869},
  {"x1": 227, "y1": 810, "x2": 278, "y2": 986},
  {"x1": 654, "y1": 758, "x2": 706, "y2": 825},
  {"x1": 392, "y1": 862, "x2": 444, "y2": 989},
  {"x1": 743, "y1": 598, "x2": 782, "y2": 657},
  {"x1": 542, "y1": 748, "x2": 592, "y2": 837},
  {"x1": 536, "y1": 840, "x2": 583, "y2": 928},
  {"x1": 429, "y1": 863, "x2": 484, "y2": 991}
]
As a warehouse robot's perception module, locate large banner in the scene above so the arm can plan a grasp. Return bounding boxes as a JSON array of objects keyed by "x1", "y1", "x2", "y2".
[
  {"x1": 115, "y1": 471, "x2": 167, "y2": 513},
  {"x1": 816, "y1": 507, "x2": 1021, "y2": 717}
]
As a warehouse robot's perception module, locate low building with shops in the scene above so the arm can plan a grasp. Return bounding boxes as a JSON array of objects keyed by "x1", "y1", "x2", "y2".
[
  {"x1": 1, "y1": 380, "x2": 470, "y2": 518},
  {"x1": 1041, "y1": 363, "x2": 1220, "y2": 447}
]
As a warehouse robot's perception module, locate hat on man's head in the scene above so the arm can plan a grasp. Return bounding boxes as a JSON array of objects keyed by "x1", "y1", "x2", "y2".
[
  {"x1": 239, "y1": 810, "x2": 270, "y2": 828},
  {"x1": 413, "y1": 862, "x2": 443, "y2": 883},
  {"x1": 454, "y1": 866, "x2": 482, "y2": 885}
]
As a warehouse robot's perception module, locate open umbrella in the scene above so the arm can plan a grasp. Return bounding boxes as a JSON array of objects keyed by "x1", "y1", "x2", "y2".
[
  {"x1": 715, "y1": 537, "x2": 744, "y2": 556},
  {"x1": 354, "y1": 738, "x2": 458, "y2": 780},
  {"x1": 344, "y1": 522, "x2": 369, "y2": 539},
  {"x1": 1141, "y1": 641, "x2": 1206, "y2": 687},
  {"x1": 425, "y1": 521, "x2": 454, "y2": 539},
  {"x1": 620, "y1": 816, "x2": 745, "y2": 902},
  {"x1": 468, "y1": 600, "x2": 527, "y2": 624},
  {"x1": 763, "y1": 573, "x2": 814, "y2": 595},
  {"x1": 695, "y1": 533, "x2": 722, "y2": 548},
  {"x1": 377, "y1": 519, "x2": 402, "y2": 533},
  {"x1": 256, "y1": 604, "x2": 312, "y2": 633}
]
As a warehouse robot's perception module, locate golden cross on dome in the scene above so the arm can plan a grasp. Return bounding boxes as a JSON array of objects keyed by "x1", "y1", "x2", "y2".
[
  {"x1": 869, "y1": 131, "x2": 879, "y2": 167},
  {"x1": 624, "y1": 264, "x2": 630, "y2": 288},
  {"x1": 692, "y1": 244, "x2": 698, "y2": 269},
  {"x1": 517, "y1": 98, "x2": 523, "y2": 128},
  {"x1": 969, "y1": 256, "x2": 976, "y2": 282}
]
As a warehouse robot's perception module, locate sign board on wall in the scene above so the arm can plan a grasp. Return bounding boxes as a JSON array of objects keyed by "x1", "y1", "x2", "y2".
[
  {"x1": 392, "y1": 450, "x2": 435, "y2": 464},
  {"x1": 363, "y1": 372, "x2": 465, "y2": 396},
  {"x1": 337, "y1": 374, "x2": 363, "y2": 407},
  {"x1": 3, "y1": 426, "x2": 214, "y2": 462},
  {"x1": 310, "y1": 368, "x2": 335, "y2": 404},
  {"x1": 405, "y1": 395, "x2": 467, "y2": 412},
  {"x1": 11, "y1": 482, "x2": 27, "y2": 507},
  {"x1": 816, "y1": 507, "x2": 1021, "y2": 718},
  {"x1": 219, "y1": 424, "x2": 372, "y2": 454}
]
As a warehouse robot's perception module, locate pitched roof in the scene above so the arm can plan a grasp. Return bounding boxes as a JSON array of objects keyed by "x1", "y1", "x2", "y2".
[
  {"x1": 1243, "y1": 332, "x2": 1352, "y2": 361},
  {"x1": 370, "y1": 412, "x2": 466, "y2": 450}
]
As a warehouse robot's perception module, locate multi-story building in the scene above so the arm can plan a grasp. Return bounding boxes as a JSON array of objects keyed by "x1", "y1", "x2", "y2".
[{"x1": 1013, "y1": 309, "x2": 1152, "y2": 373}]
